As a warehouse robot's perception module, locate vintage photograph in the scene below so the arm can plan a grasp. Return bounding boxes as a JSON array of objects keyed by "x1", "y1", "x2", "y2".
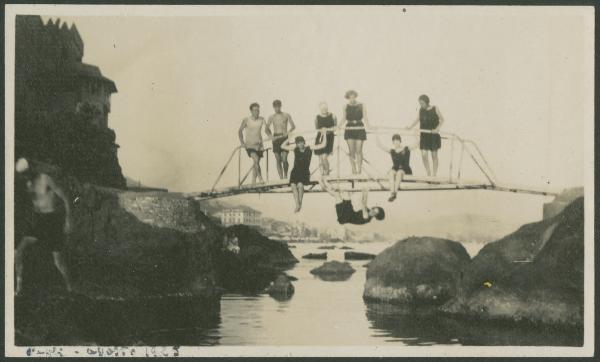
[{"x1": 4, "y1": 4, "x2": 595, "y2": 358}]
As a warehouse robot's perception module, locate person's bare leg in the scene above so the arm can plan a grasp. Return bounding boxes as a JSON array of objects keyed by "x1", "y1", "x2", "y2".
[
  {"x1": 274, "y1": 152, "x2": 284, "y2": 179},
  {"x1": 431, "y1": 150, "x2": 439, "y2": 177},
  {"x1": 291, "y1": 183, "x2": 300, "y2": 212},
  {"x1": 53, "y1": 251, "x2": 73, "y2": 292},
  {"x1": 388, "y1": 170, "x2": 396, "y2": 193},
  {"x1": 251, "y1": 153, "x2": 263, "y2": 184},
  {"x1": 15, "y1": 236, "x2": 37, "y2": 296},
  {"x1": 322, "y1": 155, "x2": 330, "y2": 176},
  {"x1": 421, "y1": 150, "x2": 431, "y2": 176},
  {"x1": 356, "y1": 140, "x2": 364, "y2": 174},
  {"x1": 281, "y1": 151, "x2": 289, "y2": 178},
  {"x1": 347, "y1": 140, "x2": 357, "y2": 174},
  {"x1": 395, "y1": 170, "x2": 404, "y2": 191},
  {"x1": 298, "y1": 183, "x2": 304, "y2": 211},
  {"x1": 318, "y1": 154, "x2": 326, "y2": 175}
]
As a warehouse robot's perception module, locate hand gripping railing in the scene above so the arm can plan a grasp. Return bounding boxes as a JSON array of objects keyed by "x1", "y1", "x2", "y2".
[{"x1": 209, "y1": 125, "x2": 498, "y2": 194}]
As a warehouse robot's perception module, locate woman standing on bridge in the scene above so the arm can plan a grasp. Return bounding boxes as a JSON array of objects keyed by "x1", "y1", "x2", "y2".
[
  {"x1": 408, "y1": 94, "x2": 445, "y2": 177},
  {"x1": 340, "y1": 90, "x2": 371, "y2": 175},
  {"x1": 282, "y1": 132, "x2": 327, "y2": 212},
  {"x1": 314, "y1": 102, "x2": 337, "y2": 176}
]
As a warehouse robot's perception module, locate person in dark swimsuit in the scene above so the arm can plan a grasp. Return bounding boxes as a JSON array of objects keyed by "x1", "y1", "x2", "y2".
[
  {"x1": 408, "y1": 95, "x2": 445, "y2": 177},
  {"x1": 314, "y1": 102, "x2": 337, "y2": 176},
  {"x1": 341, "y1": 90, "x2": 371, "y2": 175},
  {"x1": 282, "y1": 133, "x2": 326, "y2": 212},
  {"x1": 376, "y1": 133, "x2": 418, "y2": 202},
  {"x1": 319, "y1": 178, "x2": 385, "y2": 225}
]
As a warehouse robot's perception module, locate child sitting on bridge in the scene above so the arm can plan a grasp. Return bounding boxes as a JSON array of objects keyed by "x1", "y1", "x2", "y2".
[
  {"x1": 281, "y1": 131, "x2": 327, "y2": 212},
  {"x1": 319, "y1": 178, "x2": 385, "y2": 225},
  {"x1": 375, "y1": 133, "x2": 418, "y2": 202}
]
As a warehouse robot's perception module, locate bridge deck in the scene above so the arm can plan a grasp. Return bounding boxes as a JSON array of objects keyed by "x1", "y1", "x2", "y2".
[{"x1": 186, "y1": 175, "x2": 557, "y2": 200}]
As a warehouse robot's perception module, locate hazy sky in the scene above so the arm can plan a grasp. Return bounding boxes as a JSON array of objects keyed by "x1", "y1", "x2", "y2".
[{"x1": 36, "y1": 6, "x2": 593, "y2": 232}]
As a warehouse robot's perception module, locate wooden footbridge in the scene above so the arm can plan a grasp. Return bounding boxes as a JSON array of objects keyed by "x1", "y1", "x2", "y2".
[{"x1": 186, "y1": 127, "x2": 558, "y2": 201}]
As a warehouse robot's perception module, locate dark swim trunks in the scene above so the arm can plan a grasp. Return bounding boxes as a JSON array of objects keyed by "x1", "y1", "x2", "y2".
[
  {"x1": 335, "y1": 200, "x2": 371, "y2": 225},
  {"x1": 246, "y1": 148, "x2": 264, "y2": 158},
  {"x1": 272, "y1": 133, "x2": 288, "y2": 154},
  {"x1": 29, "y1": 211, "x2": 66, "y2": 251}
]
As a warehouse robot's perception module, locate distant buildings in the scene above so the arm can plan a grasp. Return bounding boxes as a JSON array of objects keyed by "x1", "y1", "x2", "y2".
[
  {"x1": 15, "y1": 15, "x2": 118, "y2": 128},
  {"x1": 220, "y1": 207, "x2": 262, "y2": 227}
]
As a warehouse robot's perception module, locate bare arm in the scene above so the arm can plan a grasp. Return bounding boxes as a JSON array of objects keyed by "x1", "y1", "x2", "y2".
[
  {"x1": 374, "y1": 132, "x2": 390, "y2": 153},
  {"x1": 332, "y1": 114, "x2": 338, "y2": 128},
  {"x1": 45, "y1": 174, "x2": 72, "y2": 234},
  {"x1": 339, "y1": 107, "x2": 348, "y2": 129},
  {"x1": 280, "y1": 137, "x2": 296, "y2": 152},
  {"x1": 265, "y1": 117, "x2": 273, "y2": 138},
  {"x1": 361, "y1": 188, "x2": 369, "y2": 219},
  {"x1": 238, "y1": 119, "x2": 247, "y2": 146},
  {"x1": 314, "y1": 116, "x2": 320, "y2": 130},
  {"x1": 434, "y1": 107, "x2": 445, "y2": 132},
  {"x1": 287, "y1": 113, "x2": 296, "y2": 133},
  {"x1": 362, "y1": 104, "x2": 371, "y2": 129},
  {"x1": 408, "y1": 112, "x2": 420, "y2": 129}
]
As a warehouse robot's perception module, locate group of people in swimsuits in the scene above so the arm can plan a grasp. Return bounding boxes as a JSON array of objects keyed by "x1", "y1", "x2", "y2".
[{"x1": 238, "y1": 91, "x2": 444, "y2": 224}]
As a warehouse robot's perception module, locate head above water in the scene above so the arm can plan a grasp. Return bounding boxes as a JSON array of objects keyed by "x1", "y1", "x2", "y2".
[
  {"x1": 418, "y1": 94, "x2": 430, "y2": 109},
  {"x1": 345, "y1": 90, "x2": 358, "y2": 102},
  {"x1": 369, "y1": 206, "x2": 385, "y2": 220},
  {"x1": 249, "y1": 102, "x2": 260, "y2": 117},
  {"x1": 273, "y1": 99, "x2": 282, "y2": 113},
  {"x1": 319, "y1": 102, "x2": 329, "y2": 114}
]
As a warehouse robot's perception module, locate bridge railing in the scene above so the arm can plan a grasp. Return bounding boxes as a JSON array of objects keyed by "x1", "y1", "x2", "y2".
[{"x1": 209, "y1": 126, "x2": 498, "y2": 194}]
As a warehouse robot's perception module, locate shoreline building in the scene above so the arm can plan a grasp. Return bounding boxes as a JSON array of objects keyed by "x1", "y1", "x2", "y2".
[
  {"x1": 15, "y1": 15, "x2": 118, "y2": 128},
  {"x1": 219, "y1": 207, "x2": 262, "y2": 227}
]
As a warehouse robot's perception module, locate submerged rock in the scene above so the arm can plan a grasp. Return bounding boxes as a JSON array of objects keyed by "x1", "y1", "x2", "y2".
[
  {"x1": 310, "y1": 261, "x2": 355, "y2": 281},
  {"x1": 318, "y1": 245, "x2": 336, "y2": 250},
  {"x1": 344, "y1": 251, "x2": 376, "y2": 260},
  {"x1": 363, "y1": 237, "x2": 471, "y2": 305},
  {"x1": 339, "y1": 246, "x2": 354, "y2": 250},
  {"x1": 302, "y1": 252, "x2": 327, "y2": 260},
  {"x1": 444, "y1": 197, "x2": 584, "y2": 326},
  {"x1": 265, "y1": 274, "x2": 295, "y2": 300}
]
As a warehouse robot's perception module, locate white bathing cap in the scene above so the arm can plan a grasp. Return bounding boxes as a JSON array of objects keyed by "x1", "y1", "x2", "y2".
[{"x1": 15, "y1": 158, "x2": 29, "y2": 173}]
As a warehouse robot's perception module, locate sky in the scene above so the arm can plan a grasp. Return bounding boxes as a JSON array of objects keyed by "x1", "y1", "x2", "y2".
[{"x1": 37, "y1": 6, "x2": 593, "y2": 233}]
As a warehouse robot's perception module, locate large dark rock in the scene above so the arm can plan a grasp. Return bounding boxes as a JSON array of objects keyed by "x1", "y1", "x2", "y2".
[
  {"x1": 217, "y1": 225, "x2": 298, "y2": 293},
  {"x1": 265, "y1": 274, "x2": 295, "y2": 300},
  {"x1": 344, "y1": 251, "x2": 376, "y2": 260},
  {"x1": 302, "y1": 252, "x2": 327, "y2": 260},
  {"x1": 363, "y1": 237, "x2": 471, "y2": 305},
  {"x1": 310, "y1": 261, "x2": 356, "y2": 281},
  {"x1": 444, "y1": 197, "x2": 584, "y2": 326}
]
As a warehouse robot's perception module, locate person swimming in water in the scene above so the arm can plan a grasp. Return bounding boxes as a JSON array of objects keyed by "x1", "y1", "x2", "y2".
[
  {"x1": 319, "y1": 178, "x2": 385, "y2": 225},
  {"x1": 281, "y1": 132, "x2": 327, "y2": 212},
  {"x1": 14, "y1": 158, "x2": 74, "y2": 295},
  {"x1": 239, "y1": 103, "x2": 267, "y2": 184},
  {"x1": 266, "y1": 100, "x2": 296, "y2": 179},
  {"x1": 375, "y1": 133, "x2": 418, "y2": 202}
]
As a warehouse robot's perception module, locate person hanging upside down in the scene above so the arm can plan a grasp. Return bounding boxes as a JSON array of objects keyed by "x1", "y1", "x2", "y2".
[
  {"x1": 375, "y1": 133, "x2": 418, "y2": 202},
  {"x1": 282, "y1": 132, "x2": 327, "y2": 212},
  {"x1": 407, "y1": 94, "x2": 445, "y2": 177},
  {"x1": 319, "y1": 178, "x2": 385, "y2": 225},
  {"x1": 314, "y1": 102, "x2": 337, "y2": 176},
  {"x1": 239, "y1": 102, "x2": 267, "y2": 184}
]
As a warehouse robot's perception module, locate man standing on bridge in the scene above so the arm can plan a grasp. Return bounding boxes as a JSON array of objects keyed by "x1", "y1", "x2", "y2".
[
  {"x1": 239, "y1": 103, "x2": 267, "y2": 185},
  {"x1": 266, "y1": 100, "x2": 296, "y2": 179}
]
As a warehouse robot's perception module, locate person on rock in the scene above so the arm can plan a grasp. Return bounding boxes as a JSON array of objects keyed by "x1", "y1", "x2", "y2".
[
  {"x1": 14, "y1": 157, "x2": 74, "y2": 295},
  {"x1": 319, "y1": 178, "x2": 385, "y2": 225}
]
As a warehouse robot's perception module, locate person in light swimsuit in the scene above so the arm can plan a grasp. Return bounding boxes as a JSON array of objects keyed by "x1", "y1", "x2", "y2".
[{"x1": 239, "y1": 103, "x2": 267, "y2": 184}]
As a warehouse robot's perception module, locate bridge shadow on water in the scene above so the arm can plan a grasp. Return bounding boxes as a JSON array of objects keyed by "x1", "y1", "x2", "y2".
[{"x1": 364, "y1": 302, "x2": 583, "y2": 346}]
